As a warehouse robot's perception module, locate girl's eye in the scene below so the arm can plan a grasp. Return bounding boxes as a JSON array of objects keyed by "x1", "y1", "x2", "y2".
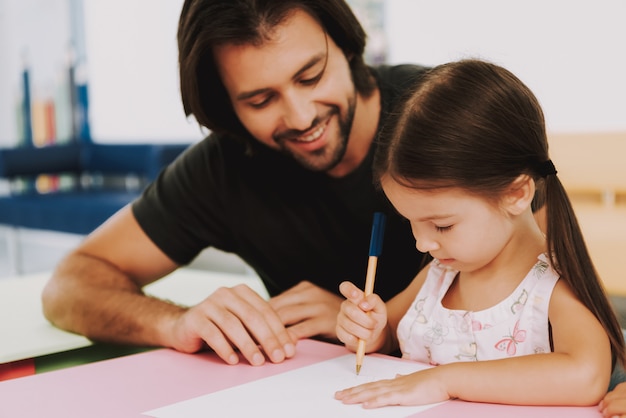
[{"x1": 435, "y1": 225, "x2": 452, "y2": 233}]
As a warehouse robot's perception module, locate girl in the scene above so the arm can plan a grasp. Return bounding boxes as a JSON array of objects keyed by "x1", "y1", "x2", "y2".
[{"x1": 335, "y1": 59, "x2": 625, "y2": 408}]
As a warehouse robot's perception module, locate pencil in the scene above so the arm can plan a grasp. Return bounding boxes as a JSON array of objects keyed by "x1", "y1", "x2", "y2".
[{"x1": 355, "y1": 212, "x2": 386, "y2": 375}]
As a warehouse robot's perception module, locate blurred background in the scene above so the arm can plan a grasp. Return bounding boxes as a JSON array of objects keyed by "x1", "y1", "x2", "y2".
[
  {"x1": 2, "y1": 0, "x2": 624, "y2": 147},
  {"x1": 0, "y1": 1, "x2": 624, "y2": 315}
]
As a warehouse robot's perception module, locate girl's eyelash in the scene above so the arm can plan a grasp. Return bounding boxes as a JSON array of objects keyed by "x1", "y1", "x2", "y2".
[{"x1": 435, "y1": 225, "x2": 452, "y2": 232}]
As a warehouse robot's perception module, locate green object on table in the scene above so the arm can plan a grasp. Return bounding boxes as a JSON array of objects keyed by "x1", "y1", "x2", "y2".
[{"x1": 35, "y1": 343, "x2": 155, "y2": 374}]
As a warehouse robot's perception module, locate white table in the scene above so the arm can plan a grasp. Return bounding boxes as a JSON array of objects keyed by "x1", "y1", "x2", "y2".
[{"x1": 0, "y1": 269, "x2": 267, "y2": 364}]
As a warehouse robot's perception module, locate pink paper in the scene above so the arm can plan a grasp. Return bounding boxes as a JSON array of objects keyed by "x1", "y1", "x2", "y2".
[
  {"x1": 0, "y1": 339, "x2": 602, "y2": 418},
  {"x1": 0, "y1": 340, "x2": 346, "y2": 418}
]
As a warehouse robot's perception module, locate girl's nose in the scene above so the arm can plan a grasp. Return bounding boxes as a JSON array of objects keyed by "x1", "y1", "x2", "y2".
[{"x1": 414, "y1": 234, "x2": 440, "y2": 253}]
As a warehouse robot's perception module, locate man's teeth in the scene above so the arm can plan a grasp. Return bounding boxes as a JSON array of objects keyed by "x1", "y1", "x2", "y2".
[{"x1": 295, "y1": 124, "x2": 324, "y2": 142}]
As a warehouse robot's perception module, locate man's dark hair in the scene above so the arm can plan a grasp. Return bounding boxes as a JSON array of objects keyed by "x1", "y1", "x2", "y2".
[{"x1": 178, "y1": 0, "x2": 375, "y2": 143}]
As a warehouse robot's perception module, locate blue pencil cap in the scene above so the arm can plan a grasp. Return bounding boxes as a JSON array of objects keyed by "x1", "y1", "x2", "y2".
[{"x1": 368, "y1": 212, "x2": 386, "y2": 257}]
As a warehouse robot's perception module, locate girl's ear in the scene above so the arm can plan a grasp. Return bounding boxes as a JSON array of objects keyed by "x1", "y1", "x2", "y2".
[{"x1": 503, "y1": 174, "x2": 535, "y2": 216}]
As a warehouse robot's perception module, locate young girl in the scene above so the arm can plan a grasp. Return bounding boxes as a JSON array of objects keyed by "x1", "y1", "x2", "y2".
[{"x1": 335, "y1": 59, "x2": 625, "y2": 408}]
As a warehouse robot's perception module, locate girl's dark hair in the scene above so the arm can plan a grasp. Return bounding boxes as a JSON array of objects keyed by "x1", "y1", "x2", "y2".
[
  {"x1": 375, "y1": 59, "x2": 625, "y2": 368},
  {"x1": 177, "y1": 0, "x2": 375, "y2": 145}
]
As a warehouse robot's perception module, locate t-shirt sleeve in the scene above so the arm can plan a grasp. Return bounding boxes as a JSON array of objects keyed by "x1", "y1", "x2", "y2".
[{"x1": 131, "y1": 137, "x2": 235, "y2": 265}]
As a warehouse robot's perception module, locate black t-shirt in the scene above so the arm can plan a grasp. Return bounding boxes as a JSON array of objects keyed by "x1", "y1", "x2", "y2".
[{"x1": 132, "y1": 64, "x2": 430, "y2": 300}]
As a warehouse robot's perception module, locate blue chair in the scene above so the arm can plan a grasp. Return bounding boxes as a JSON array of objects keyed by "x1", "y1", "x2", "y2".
[{"x1": 0, "y1": 141, "x2": 191, "y2": 273}]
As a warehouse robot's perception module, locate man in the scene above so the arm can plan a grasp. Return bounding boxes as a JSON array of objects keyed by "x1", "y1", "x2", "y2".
[{"x1": 42, "y1": 0, "x2": 429, "y2": 366}]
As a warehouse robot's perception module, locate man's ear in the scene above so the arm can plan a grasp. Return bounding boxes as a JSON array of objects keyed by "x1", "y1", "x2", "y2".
[{"x1": 504, "y1": 174, "x2": 535, "y2": 216}]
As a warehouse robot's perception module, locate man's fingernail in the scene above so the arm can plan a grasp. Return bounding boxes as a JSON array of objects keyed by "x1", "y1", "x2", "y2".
[
  {"x1": 252, "y1": 353, "x2": 265, "y2": 365},
  {"x1": 284, "y1": 343, "x2": 296, "y2": 357}
]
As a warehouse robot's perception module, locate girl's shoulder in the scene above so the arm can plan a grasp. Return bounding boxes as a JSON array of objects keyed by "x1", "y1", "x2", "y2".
[{"x1": 418, "y1": 259, "x2": 459, "y2": 297}]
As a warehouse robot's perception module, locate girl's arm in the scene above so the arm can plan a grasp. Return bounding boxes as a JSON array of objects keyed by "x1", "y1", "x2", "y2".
[
  {"x1": 337, "y1": 279, "x2": 612, "y2": 407},
  {"x1": 384, "y1": 266, "x2": 431, "y2": 350},
  {"x1": 444, "y1": 279, "x2": 610, "y2": 405}
]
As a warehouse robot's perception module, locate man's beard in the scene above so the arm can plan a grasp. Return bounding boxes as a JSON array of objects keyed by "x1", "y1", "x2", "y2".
[{"x1": 275, "y1": 96, "x2": 356, "y2": 173}]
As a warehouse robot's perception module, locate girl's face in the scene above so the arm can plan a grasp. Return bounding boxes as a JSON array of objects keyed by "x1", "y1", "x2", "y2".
[{"x1": 381, "y1": 177, "x2": 517, "y2": 273}]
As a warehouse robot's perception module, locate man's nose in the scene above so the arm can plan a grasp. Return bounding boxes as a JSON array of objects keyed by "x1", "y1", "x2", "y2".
[{"x1": 281, "y1": 92, "x2": 316, "y2": 131}]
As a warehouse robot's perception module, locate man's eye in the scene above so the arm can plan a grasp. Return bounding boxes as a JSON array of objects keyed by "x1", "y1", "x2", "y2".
[
  {"x1": 249, "y1": 96, "x2": 272, "y2": 109},
  {"x1": 300, "y1": 72, "x2": 323, "y2": 86}
]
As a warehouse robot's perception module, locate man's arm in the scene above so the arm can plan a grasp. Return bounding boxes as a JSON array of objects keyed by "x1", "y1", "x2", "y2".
[{"x1": 41, "y1": 205, "x2": 295, "y2": 365}]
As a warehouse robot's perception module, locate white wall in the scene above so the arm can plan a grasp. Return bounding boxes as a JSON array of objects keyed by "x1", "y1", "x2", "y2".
[
  {"x1": 83, "y1": 0, "x2": 204, "y2": 143},
  {"x1": 0, "y1": 0, "x2": 204, "y2": 146},
  {"x1": 384, "y1": 0, "x2": 626, "y2": 133},
  {"x1": 2, "y1": 0, "x2": 624, "y2": 148}
]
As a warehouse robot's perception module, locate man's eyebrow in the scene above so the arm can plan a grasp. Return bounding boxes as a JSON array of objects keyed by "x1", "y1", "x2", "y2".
[
  {"x1": 234, "y1": 53, "x2": 326, "y2": 101},
  {"x1": 292, "y1": 53, "x2": 326, "y2": 80}
]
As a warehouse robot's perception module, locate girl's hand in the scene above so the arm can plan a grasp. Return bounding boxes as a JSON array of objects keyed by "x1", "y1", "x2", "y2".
[
  {"x1": 336, "y1": 281, "x2": 388, "y2": 353},
  {"x1": 335, "y1": 367, "x2": 450, "y2": 408},
  {"x1": 600, "y1": 381, "x2": 626, "y2": 417}
]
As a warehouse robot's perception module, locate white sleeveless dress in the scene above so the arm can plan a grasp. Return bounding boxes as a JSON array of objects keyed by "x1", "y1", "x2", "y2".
[{"x1": 397, "y1": 254, "x2": 559, "y2": 365}]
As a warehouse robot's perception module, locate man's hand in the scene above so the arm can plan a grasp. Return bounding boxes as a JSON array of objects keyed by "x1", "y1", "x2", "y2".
[
  {"x1": 268, "y1": 281, "x2": 343, "y2": 342},
  {"x1": 171, "y1": 284, "x2": 296, "y2": 366}
]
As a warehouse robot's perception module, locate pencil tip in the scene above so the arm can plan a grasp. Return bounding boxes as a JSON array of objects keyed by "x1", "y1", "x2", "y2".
[{"x1": 356, "y1": 365, "x2": 361, "y2": 375}]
